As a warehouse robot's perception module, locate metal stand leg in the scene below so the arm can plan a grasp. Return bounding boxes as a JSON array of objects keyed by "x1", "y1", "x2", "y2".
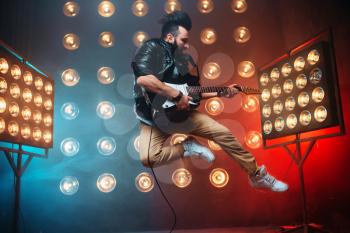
[
  {"x1": 3, "y1": 148, "x2": 32, "y2": 233},
  {"x1": 281, "y1": 136, "x2": 331, "y2": 233},
  {"x1": 14, "y1": 164, "x2": 21, "y2": 233}
]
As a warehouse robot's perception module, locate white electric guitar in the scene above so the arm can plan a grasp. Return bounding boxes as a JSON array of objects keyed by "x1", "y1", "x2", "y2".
[
  {"x1": 151, "y1": 82, "x2": 261, "y2": 123},
  {"x1": 160, "y1": 82, "x2": 261, "y2": 109}
]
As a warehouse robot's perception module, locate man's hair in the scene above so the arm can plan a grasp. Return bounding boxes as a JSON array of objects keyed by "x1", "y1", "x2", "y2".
[{"x1": 159, "y1": 11, "x2": 192, "y2": 38}]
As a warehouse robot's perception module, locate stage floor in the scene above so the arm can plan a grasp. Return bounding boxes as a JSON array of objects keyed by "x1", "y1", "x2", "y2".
[{"x1": 126, "y1": 226, "x2": 283, "y2": 233}]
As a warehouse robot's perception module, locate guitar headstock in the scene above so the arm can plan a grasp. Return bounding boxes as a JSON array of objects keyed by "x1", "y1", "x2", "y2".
[{"x1": 234, "y1": 85, "x2": 262, "y2": 95}]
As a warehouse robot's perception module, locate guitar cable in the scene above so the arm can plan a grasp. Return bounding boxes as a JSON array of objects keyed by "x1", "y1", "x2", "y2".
[{"x1": 147, "y1": 126, "x2": 177, "y2": 233}]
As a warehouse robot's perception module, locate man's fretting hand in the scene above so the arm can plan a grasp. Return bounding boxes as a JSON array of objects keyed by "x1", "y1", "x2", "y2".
[{"x1": 218, "y1": 84, "x2": 239, "y2": 98}]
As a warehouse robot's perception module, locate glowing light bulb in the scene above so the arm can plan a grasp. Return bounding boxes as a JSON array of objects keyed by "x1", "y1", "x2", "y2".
[
  {"x1": 21, "y1": 124, "x2": 31, "y2": 139},
  {"x1": 11, "y1": 65, "x2": 21, "y2": 80},
  {"x1": 61, "y1": 69, "x2": 80, "y2": 86},
  {"x1": 283, "y1": 79, "x2": 293, "y2": 93},
  {"x1": 0, "y1": 97, "x2": 6, "y2": 113},
  {"x1": 21, "y1": 106, "x2": 31, "y2": 121},
  {"x1": 238, "y1": 61, "x2": 255, "y2": 78},
  {"x1": 8, "y1": 121, "x2": 19, "y2": 136},
  {"x1": 134, "y1": 135, "x2": 140, "y2": 152},
  {"x1": 133, "y1": 31, "x2": 149, "y2": 47},
  {"x1": 271, "y1": 84, "x2": 281, "y2": 98},
  {"x1": 263, "y1": 120, "x2": 272, "y2": 134},
  {"x1": 307, "y1": 49, "x2": 320, "y2": 65},
  {"x1": 23, "y1": 71, "x2": 33, "y2": 85},
  {"x1": 0, "y1": 117, "x2": 5, "y2": 133},
  {"x1": 245, "y1": 131, "x2": 262, "y2": 149},
  {"x1": 197, "y1": 0, "x2": 214, "y2": 14},
  {"x1": 60, "y1": 176, "x2": 79, "y2": 195},
  {"x1": 262, "y1": 104, "x2": 271, "y2": 118},
  {"x1": 44, "y1": 82, "x2": 53, "y2": 95},
  {"x1": 63, "y1": 1, "x2": 80, "y2": 17},
  {"x1": 281, "y1": 63, "x2": 292, "y2": 77},
  {"x1": 96, "y1": 101, "x2": 115, "y2": 119},
  {"x1": 34, "y1": 76, "x2": 43, "y2": 90},
  {"x1": 44, "y1": 98, "x2": 53, "y2": 111},
  {"x1": 294, "y1": 56, "x2": 305, "y2": 71},
  {"x1": 63, "y1": 33, "x2": 80, "y2": 50},
  {"x1": 274, "y1": 117, "x2": 285, "y2": 132},
  {"x1": 34, "y1": 93, "x2": 43, "y2": 107},
  {"x1": 309, "y1": 68, "x2": 322, "y2": 84},
  {"x1": 43, "y1": 113, "x2": 52, "y2": 127},
  {"x1": 43, "y1": 131, "x2": 52, "y2": 143},
  {"x1": 97, "y1": 67, "x2": 115, "y2": 84},
  {"x1": 273, "y1": 100, "x2": 283, "y2": 114},
  {"x1": 135, "y1": 172, "x2": 154, "y2": 192},
  {"x1": 233, "y1": 26, "x2": 250, "y2": 43},
  {"x1": 298, "y1": 92, "x2": 310, "y2": 107},
  {"x1": 0, "y1": 58, "x2": 9, "y2": 74},
  {"x1": 60, "y1": 138, "x2": 80, "y2": 157},
  {"x1": 231, "y1": 0, "x2": 247, "y2": 13},
  {"x1": 10, "y1": 83, "x2": 21, "y2": 98},
  {"x1": 285, "y1": 97, "x2": 296, "y2": 111},
  {"x1": 97, "y1": 137, "x2": 116, "y2": 156},
  {"x1": 97, "y1": 173, "x2": 117, "y2": 193},
  {"x1": 164, "y1": 0, "x2": 182, "y2": 14},
  {"x1": 312, "y1": 87, "x2": 325, "y2": 103},
  {"x1": 314, "y1": 106, "x2": 327, "y2": 122},
  {"x1": 9, "y1": 102, "x2": 20, "y2": 117},
  {"x1": 286, "y1": 114, "x2": 297, "y2": 129},
  {"x1": 270, "y1": 68, "x2": 280, "y2": 81},
  {"x1": 33, "y1": 110, "x2": 42, "y2": 124},
  {"x1": 0, "y1": 77, "x2": 7, "y2": 93},
  {"x1": 99, "y1": 32, "x2": 115, "y2": 48},
  {"x1": 98, "y1": 1, "x2": 116, "y2": 17},
  {"x1": 261, "y1": 89, "x2": 270, "y2": 102},
  {"x1": 205, "y1": 97, "x2": 224, "y2": 116},
  {"x1": 296, "y1": 74, "x2": 307, "y2": 89},
  {"x1": 200, "y1": 28, "x2": 217, "y2": 45},
  {"x1": 241, "y1": 95, "x2": 258, "y2": 112},
  {"x1": 22, "y1": 88, "x2": 32, "y2": 103},
  {"x1": 259, "y1": 73, "x2": 269, "y2": 86},
  {"x1": 32, "y1": 127, "x2": 42, "y2": 141},
  {"x1": 172, "y1": 168, "x2": 192, "y2": 188},
  {"x1": 209, "y1": 168, "x2": 229, "y2": 188},
  {"x1": 132, "y1": 0, "x2": 148, "y2": 17},
  {"x1": 203, "y1": 62, "x2": 221, "y2": 80},
  {"x1": 299, "y1": 110, "x2": 312, "y2": 126}
]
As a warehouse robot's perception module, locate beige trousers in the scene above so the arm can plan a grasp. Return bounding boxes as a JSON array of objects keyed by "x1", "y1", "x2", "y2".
[{"x1": 139, "y1": 110, "x2": 258, "y2": 175}]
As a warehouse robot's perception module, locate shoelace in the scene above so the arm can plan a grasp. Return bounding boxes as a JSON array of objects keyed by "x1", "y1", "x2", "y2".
[{"x1": 263, "y1": 173, "x2": 276, "y2": 185}]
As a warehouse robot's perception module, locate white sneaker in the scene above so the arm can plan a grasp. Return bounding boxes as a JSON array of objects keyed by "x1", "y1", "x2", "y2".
[
  {"x1": 249, "y1": 165, "x2": 288, "y2": 192},
  {"x1": 183, "y1": 136, "x2": 215, "y2": 162}
]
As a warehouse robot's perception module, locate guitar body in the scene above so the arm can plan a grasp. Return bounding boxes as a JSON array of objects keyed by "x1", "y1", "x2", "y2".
[{"x1": 151, "y1": 83, "x2": 199, "y2": 124}]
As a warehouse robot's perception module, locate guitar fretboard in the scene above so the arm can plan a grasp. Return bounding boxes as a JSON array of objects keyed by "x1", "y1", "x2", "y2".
[
  {"x1": 186, "y1": 85, "x2": 261, "y2": 95},
  {"x1": 187, "y1": 86, "x2": 229, "y2": 94}
]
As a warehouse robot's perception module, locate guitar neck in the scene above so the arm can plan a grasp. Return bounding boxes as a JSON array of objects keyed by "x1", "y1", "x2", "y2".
[
  {"x1": 187, "y1": 86, "x2": 229, "y2": 95},
  {"x1": 187, "y1": 85, "x2": 261, "y2": 95}
]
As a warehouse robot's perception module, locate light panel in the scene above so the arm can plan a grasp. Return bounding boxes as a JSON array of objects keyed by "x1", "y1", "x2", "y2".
[
  {"x1": 258, "y1": 40, "x2": 342, "y2": 140},
  {"x1": 0, "y1": 43, "x2": 54, "y2": 148}
]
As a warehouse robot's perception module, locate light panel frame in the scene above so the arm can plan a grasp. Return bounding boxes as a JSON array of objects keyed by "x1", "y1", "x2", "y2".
[
  {"x1": 0, "y1": 41, "x2": 54, "y2": 149},
  {"x1": 258, "y1": 30, "x2": 344, "y2": 143}
]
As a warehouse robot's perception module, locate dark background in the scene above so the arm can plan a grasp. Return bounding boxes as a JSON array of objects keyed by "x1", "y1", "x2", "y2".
[{"x1": 0, "y1": 0, "x2": 349, "y2": 232}]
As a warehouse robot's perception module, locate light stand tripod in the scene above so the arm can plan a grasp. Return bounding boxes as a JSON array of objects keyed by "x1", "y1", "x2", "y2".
[
  {"x1": 265, "y1": 130, "x2": 344, "y2": 233},
  {"x1": 1, "y1": 144, "x2": 48, "y2": 233},
  {"x1": 282, "y1": 134, "x2": 327, "y2": 233}
]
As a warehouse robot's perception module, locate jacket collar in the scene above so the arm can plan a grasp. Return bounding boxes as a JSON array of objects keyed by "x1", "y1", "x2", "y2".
[{"x1": 159, "y1": 38, "x2": 176, "y2": 54}]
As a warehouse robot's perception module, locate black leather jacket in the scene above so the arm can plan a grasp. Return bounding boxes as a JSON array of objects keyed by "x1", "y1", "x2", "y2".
[{"x1": 131, "y1": 38, "x2": 200, "y2": 125}]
